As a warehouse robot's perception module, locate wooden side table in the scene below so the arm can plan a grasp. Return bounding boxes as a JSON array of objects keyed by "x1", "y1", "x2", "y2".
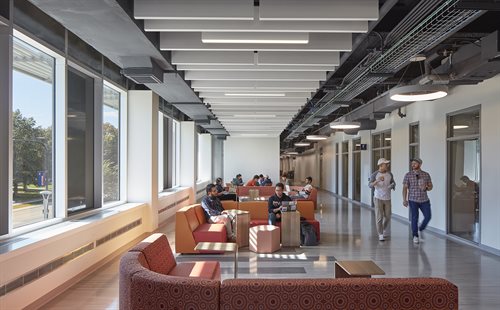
[
  {"x1": 225, "y1": 209, "x2": 250, "y2": 247},
  {"x1": 334, "y1": 260, "x2": 385, "y2": 278},
  {"x1": 281, "y1": 211, "x2": 301, "y2": 247},
  {"x1": 195, "y1": 242, "x2": 238, "y2": 278}
]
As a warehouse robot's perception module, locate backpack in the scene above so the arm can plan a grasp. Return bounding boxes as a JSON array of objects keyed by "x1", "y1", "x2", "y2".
[{"x1": 300, "y1": 221, "x2": 318, "y2": 246}]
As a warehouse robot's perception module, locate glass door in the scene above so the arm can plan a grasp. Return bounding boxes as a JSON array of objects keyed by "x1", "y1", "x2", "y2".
[{"x1": 447, "y1": 109, "x2": 480, "y2": 243}]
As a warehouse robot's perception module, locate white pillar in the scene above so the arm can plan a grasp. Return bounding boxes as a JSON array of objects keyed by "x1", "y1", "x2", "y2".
[
  {"x1": 127, "y1": 90, "x2": 159, "y2": 231},
  {"x1": 180, "y1": 121, "x2": 197, "y2": 203}
]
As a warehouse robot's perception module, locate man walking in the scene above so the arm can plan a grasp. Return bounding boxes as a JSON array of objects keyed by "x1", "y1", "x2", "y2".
[
  {"x1": 369, "y1": 158, "x2": 395, "y2": 241},
  {"x1": 403, "y1": 158, "x2": 433, "y2": 244}
]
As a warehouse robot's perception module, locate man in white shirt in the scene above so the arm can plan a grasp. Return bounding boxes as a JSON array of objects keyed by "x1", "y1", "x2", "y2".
[
  {"x1": 301, "y1": 176, "x2": 313, "y2": 198},
  {"x1": 369, "y1": 158, "x2": 396, "y2": 241}
]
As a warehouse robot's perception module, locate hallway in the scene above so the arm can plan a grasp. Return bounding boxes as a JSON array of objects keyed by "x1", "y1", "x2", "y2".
[{"x1": 44, "y1": 191, "x2": 500, "y2": 310}]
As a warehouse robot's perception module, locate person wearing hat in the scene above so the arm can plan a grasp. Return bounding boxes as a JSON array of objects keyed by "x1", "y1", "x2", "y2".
[
  {"x1": 403, "y1": 158, "x2": 433, "y2": 244},
  {"x1": 369, "y1": 158, "x2": 396, "y2": 241}
]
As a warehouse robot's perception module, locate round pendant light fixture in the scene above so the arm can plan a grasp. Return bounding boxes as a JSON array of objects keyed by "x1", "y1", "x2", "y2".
[
  {"x1": 330, "y1": 121, "x2": 361, "y2": 130},
  {"x1": 389, "y1": 85, "x2": 448, "y2": 102},
  {"x1": 294, "y1": 142, "x2": 311, "y2": 147},
  {"x1": 306, "y1": 135, "x2": 328, "y2": 141}
]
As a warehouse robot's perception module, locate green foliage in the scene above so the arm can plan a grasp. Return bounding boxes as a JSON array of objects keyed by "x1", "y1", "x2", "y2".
[
  {"x1": 13, "y1": 110, "x2": 51, "y2": 194},
  {"x1": 103, "y1": 122, "x2": 119, "y2": 202}
]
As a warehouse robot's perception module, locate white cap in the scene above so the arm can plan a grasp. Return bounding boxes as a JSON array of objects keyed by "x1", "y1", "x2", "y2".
[{"x1": 377, "y1": 158, "x2": 390, "y2": 166}]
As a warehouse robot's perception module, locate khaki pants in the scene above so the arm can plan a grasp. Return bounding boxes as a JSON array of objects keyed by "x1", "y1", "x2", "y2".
[
  {"x1": 210, "y1": 215, "x2": 233, "y2": 238},
  {"x1": 373, "y1": 198, "x2": 391, "y2": 236}
]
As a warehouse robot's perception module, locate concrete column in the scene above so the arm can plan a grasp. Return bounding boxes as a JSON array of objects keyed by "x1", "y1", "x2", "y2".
[{"x1": 127, "y1": 90, "x2": 159, "y2": 231}]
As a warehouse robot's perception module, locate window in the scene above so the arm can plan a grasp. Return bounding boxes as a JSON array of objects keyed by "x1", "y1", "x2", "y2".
[
  {"x1": 159, "y1": 115, "x2": 180, "y2": 191},
  {"x1": 102, "y1": 84, "x2": 120, "y2": 203},
  {"x1": 12, "y1": 37, "x2": 55, "y2": 228},
  {"x1": 352, "y1": 138, "x2": 362, "y2": 201},
  {"x1": 409, "y1": 123, "x2": 419, "y2": 166},
  {"x1": 372, "y1": 131, "x2": 391, "y2": 172},
  {"x1": 341, "y1": 141, "x2": 349, "y2": 197},
  {"x1": 67, "y1": 67, "x2": 95, "y2": 213}
]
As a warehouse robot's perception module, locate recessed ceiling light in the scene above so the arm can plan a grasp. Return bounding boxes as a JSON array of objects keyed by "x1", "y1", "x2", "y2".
[
  {"x1": 306, "y1": 135, "x2": 328, "y2": 141},
  {"x1": 389, "y1": 85, "x2": 448, "y2": 102},
  {"x1": 224, "y1": 93, "x2": 285, "y2": 97}
]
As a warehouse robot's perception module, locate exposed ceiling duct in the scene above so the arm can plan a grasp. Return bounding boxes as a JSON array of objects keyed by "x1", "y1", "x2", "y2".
[
  {"x1": 340, "y1": 30, "x2": 500, "y2": 124},
  {"x1": 284, "y1": 0, "x2": 485, "y2": 142},
  {"x1": 121, "y1": 57, "x2": 164, "y2": 84}
]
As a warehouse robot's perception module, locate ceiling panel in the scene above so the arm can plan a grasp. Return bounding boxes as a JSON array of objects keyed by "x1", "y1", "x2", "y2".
[
  {"x1": 177, "y1": 64, "x2": 334, "y2": 71},
  {"x1": 160, "y1": 32, "x2": 352, "y2": 51},
  {"x1": 185, "y1": 71, "x2": 327, "y2": 81},
  {"x1": 134, "y1": 0, "x2": 254, "y2": 20},
  {"x1": 191, "y1": 80, "x2": 320, "y2": 89}
]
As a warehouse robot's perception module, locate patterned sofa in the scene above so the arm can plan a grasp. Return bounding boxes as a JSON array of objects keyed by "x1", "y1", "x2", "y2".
[
  {"x1": 175, "y1": 204, "x2": 227, "y2": 254},
  {"x1": 120, "y1": 234, "x2": 459, "y2": 309},
  {"x1": 119, "y1": 233, "x2": 220, "y2": 310}
]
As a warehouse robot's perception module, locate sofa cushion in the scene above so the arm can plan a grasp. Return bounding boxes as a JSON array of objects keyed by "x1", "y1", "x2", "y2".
[
  {"x1": 185, "y1": 207, "x2": 201, "y2": 232},
  {"x1": 129, "y1": 233, "x2": 176, "y2": 275},
  {"x1": 238, "y1": 201, "x2": 268, "y2": 220},
  {"x1": 169, "y1": 261, "x2": 221, "y2": 280},
  {"x1": 193, "y1": 223, "x2": 227, "y2": 242},
  {"x1": 194, "y1": 205, "x2": 207, "y2": 224}
]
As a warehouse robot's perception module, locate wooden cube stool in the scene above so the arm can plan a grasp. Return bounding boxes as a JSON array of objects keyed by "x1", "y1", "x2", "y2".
[{"x1": 249, "y1": 225, "x2": 281, "y2": 253}]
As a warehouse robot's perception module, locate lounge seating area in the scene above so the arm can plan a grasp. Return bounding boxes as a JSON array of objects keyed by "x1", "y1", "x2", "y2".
[
  {"x1": 120, "y1": 233, "x2": 459, "y2": 310},
  {"x1": 174, "y1": 201, "x2": 321, "y2": 254}
]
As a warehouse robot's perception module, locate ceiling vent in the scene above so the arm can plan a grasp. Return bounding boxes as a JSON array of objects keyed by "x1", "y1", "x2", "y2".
[{"x1": 122, "y1": 57, "x2": 164, "y2": 84}]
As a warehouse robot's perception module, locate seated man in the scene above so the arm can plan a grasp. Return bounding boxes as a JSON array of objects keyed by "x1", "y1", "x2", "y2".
[
  {"x1": 268, "y1": 183, "x2": 292, "y2": 225},
  {"x1": 263, "y1": 175, "x2": 273, "y2": 186},
  {"x1": 201, "y1": 184, "x2": 234, "y2": 239},
  {"x1": 245, "y1": 175, "x2": 260, "y2": 186},
  {"x1": 290, "y1": 176, "x2": 314, "y2": 199},
  {"x1": 215, "y1": 177, "x2": 237, "y2": 201},
  {"x1": 231, "y1": 174, "x2": 244, "y2": 186}
]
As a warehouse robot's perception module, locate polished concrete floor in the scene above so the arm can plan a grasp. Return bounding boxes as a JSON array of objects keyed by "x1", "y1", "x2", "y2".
[{"x1": 43, "y1": 191, "x2": 500, "y2": 309}]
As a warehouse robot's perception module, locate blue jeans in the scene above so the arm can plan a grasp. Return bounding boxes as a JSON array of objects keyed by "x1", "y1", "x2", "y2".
[
  {"x1": 268, "y1": 212, "x2": 280, "y2": 225},
  {"x1": 409, "y1": 200, "x2": 431, "y2": 237}
]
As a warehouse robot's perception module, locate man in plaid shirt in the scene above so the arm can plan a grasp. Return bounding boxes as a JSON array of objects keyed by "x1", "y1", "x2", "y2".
[{"x1": 403, "y1": 158, "x2": 433, "y2": 244}]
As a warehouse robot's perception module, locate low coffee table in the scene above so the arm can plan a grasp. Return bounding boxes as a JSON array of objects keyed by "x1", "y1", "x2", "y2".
[
  {"x1": 195, "y1": 242, "x2": 238, "y2": 278},
  {"x1": 334, "y1": 260, "x2": 385, "y2": 278}
]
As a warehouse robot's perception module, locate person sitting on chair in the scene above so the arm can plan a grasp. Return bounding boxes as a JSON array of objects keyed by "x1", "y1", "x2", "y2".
[
  {"x1": 201, "y1": 184, "x2": 234, "y2": 240},
  {"x1": 231, "y1": 174, "x2": 244, "y2": 186},
  {"x1": 268, "y1": 183, "x2": 292, "y2": 225},
  {"x1": 245, "y1": 175, "x2": 260, "y2": 186}
]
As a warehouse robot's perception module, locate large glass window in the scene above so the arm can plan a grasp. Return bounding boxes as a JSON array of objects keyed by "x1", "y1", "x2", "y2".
[
  {"x1": 12, "y1": 37, "x2": 55, "y2": 228},
  {"x1": 67, "y1": 67, "x2": 95, "y2": 213},
  {"x1": 159, "y1": 115, "x2": 180, "y2": 191},
  {"x1": 102, "y1": 85, "x2": 120, "y2": 203},
  {"x1": 448, "y1": 108, "x2": 480, "y2": 243},
  {"x1": 372, "y1": 131, "x2": 391, "y2": 171}
]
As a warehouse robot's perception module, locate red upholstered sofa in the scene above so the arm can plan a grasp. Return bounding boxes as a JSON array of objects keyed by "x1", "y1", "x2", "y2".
[
  {"x1": 291, "y1": 186, "x2": 318, "y2": 209},
  {"x1": 175, "y1": 204, "x2": 226, "y2": 253},
  {"x1": 236, "y1": 185, "x2": 276, "y2": 197},
  {"x1": 119, "y1": 233, "x2": 220, "y2": 310},
  {"x1": 120, "y1": 234, "x2": 459, "y2": 310}
]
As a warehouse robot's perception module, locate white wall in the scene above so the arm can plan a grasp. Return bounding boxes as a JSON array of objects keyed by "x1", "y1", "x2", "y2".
[
  {"x1": 292, "y1": 74, "x2": 500, "y2": 251},
  {"x1": 224, "y1": 137, "x2": 280, "y2": 185}
]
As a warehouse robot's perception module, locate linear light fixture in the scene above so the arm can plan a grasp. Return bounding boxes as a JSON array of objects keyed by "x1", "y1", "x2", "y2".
[
  {"x1": 202, "y1": 32, "x2": 309, "y2": 44},
  {"x1": 453, "y1": 125, "x2": 469, "y2": 129},
  {"x1": 233, "y1": 114, "x2": 276, "y2": 118},
  {"x1": 286, "y1": 151, "x2": 299, "y2": 155},
  {"x1": 330, "y1": 121, "x2": 360, "y2": 129},
  {"x1": 240, "y1": 133, "x2": 270, "y2": 137},
  {"x1": 294, "y1": 142, "x2": 311, "y2": 147},
  {"x1": 224, "y1": 93, "x2": 285, "y2": 97},
  {"x1": 306, "y1": 135, "x2": 328, "y2": 141},
  {"x1": 389, "y1": 85, "x2": 448, "y2": 102}
]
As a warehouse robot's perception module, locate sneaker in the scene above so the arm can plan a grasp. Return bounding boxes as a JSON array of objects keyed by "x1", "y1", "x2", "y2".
[
  {"x1": 413, "y1": 236, "x2": 419, "y2": 244},
  {"x1": 383, "y1": 230, "x2": 390, "y2": 238},
  {"x1": 378, "y1": 234, "x2": 385, "y2": 241},
  {"x1": 419, "y1": 230, "x2": 425, "y2": 240}
]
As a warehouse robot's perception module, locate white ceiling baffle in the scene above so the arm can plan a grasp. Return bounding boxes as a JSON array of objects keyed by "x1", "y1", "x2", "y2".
[{"x1": 135, "y1": 0, "x2": 379, "y2": 137}]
